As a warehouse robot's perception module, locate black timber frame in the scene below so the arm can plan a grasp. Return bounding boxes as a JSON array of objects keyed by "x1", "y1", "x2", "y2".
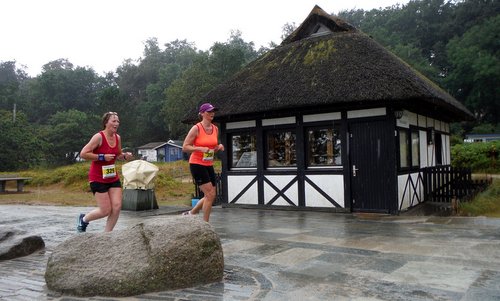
[{"x1": 218, "y1": 105, "x2": 400, "y2": 213}]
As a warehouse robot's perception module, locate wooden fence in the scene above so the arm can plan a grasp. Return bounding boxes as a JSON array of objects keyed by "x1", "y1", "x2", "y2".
[{"x1": 422, "y1": 165, "x2": 491, "y2": 203}]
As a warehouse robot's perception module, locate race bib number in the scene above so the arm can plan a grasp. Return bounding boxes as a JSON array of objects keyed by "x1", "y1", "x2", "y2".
[
  {"x1": 202, "y1": 149, "x2": 215, "y2": 161},
  {"x1": 102, "y1": 164, "x2": 116, "y2": 179}
]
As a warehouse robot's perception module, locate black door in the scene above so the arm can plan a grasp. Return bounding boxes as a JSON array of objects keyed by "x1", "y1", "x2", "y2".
[{"x1": 349, "y1": 120, "x2": 395, "y2": 212}]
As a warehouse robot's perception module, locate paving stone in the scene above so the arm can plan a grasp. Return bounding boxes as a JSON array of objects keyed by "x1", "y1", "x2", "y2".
[{"x1": 1, "y1": 205, "x2": 500, "y2": 300}]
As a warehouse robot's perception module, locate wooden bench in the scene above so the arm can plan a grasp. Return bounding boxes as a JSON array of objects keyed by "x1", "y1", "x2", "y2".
[{"x1": 0, "y1": 176, "x2": 32, "y2": 192}]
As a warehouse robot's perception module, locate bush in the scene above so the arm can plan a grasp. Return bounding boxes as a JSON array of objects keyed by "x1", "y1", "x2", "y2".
[
  {"x1": 451, "y1": 141, "x2": 499, "y2": 173},
  {"x1": 459, "y1": 179, "x2": 500, "y2": 217}
]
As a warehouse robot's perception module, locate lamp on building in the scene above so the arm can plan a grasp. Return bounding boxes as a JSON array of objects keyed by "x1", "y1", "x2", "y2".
[{"x1": 394, "y1": 110, "x2": 404, "y2": 119}]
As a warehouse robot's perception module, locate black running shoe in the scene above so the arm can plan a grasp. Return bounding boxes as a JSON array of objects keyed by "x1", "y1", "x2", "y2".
[{"x1": 76, "y1": 213, "x2": 89, "y2": 232}]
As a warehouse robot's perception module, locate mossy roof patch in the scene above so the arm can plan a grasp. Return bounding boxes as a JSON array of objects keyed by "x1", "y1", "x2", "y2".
[{"x1": 184, "y1": 5, "x2": 473, "y2": 123}]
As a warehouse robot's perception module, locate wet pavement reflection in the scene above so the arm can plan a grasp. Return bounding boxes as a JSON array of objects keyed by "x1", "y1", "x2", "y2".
[{"x1": 1, "y1": 205, "x2": 500, "y2": 300}]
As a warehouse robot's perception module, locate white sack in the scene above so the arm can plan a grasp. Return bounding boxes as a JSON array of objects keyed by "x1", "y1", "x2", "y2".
[{"x1": 122, "y1": 160, "x2": 159, "y2": 189}]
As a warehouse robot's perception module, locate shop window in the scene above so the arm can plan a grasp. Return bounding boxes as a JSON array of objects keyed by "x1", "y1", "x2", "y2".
[
  {"x1": 434, "y1": 133, "x2": 443, "y2": 165},
  {"x1": 399, "y1": 129, "x2": 409, "y2": 168},
  {"x1": 307, "y1": 126, "x2": 341, "y2": 167},
  {"x1": 399, "y1": 128, "x2": 421, "y2": 169},
  {"x1": 267, "y1": 130, "x2": 296, "y2": 167},
  {"x1": 230, "y1": 132, "x2": 257, "y2": 168},
  {"x1": 411, "y1": 130, "x2": 420, "y2": 168}
]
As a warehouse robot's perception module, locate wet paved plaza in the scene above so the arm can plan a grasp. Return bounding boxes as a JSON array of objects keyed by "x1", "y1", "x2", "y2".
[{"x1": 1, "y1": 204, "x2": 500, "y2": 300}]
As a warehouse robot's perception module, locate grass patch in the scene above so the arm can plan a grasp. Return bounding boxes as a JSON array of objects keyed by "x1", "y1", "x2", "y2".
[
  {"x1": 5, "y1": 160, "x2": 497, "y2": 216},
  {"x1": 458, "y1": 178, "x2": 500, "y2": 217},
  {"x1": 0, "y1": 160, "x2": 220, "y2": 207}
]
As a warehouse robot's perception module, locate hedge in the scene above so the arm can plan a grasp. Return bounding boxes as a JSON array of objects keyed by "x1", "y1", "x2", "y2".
[{"x1": 451, "y1": 141, "x2": 499, "y2": 173}]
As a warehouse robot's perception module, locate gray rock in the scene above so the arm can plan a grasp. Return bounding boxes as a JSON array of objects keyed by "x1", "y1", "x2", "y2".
[
  {"x1": 44, "y1": 216, "x2": 224, "y2": 297},
  {"x1": 0, "y1": 228, "x2": 45, "y2": 260}
]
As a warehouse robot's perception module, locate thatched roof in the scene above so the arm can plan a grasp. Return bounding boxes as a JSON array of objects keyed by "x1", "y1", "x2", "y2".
[{"x1": 187, "y1": 5, "x2": 473, "y2": 123}]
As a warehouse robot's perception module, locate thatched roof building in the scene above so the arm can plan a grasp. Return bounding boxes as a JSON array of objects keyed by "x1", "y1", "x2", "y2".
[
  {"x1": 189, "y1": 5, "x2": 473, "y2": 122},
  {"x1": 184, "y1": 5, "x2": 475, "y2": 214}
]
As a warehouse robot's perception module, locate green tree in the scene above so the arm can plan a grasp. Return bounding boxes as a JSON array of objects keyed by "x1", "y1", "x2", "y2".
[
  {"x1": 96, "y1": 73, "x2": 123, "y2": 110},
  {"x1": 339, "y1": 0, "x2": 499, "y2": 133},
  {"x1": 339, "y1": 0, "x2": 452, "y2": 81},
  {"x1": 0, "y1": 61, "x2": 28, "y2": 111},
  {"x1": 208, "y1": 30, "x2": 259, "y2": 80},
  {"x1": 446, "y1": 15, "x2": 499, "y2": 125},
  {"x1": 25, "y1": 59, "x2": 101, "y2": 123},
  {"x1": 114, "y1": 39, "x2": 200, "y2": 146},
  {"x1": 471, "y1": 123, "x2": 496, "y2": 134},
  {"x1": 43, "y1": 110, "x2": 99, "y2": 165},
  {"x1": 163, "y1": 32, "x2": 260, "y2": 139},
  {"x1": 164, "y1": 54, "x2": 216, "y2": 139},
  {"x1": 137, "y1": 39, "x2": 200, "y2": 143},
  {"x1": 0, "y1": 110, "x2": 46, "y2": 171}
]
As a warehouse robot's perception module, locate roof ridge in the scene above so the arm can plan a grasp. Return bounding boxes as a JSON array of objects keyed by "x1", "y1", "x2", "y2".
[{"x1": 282, "y1": 5, "x2": 357, "y2": 45}]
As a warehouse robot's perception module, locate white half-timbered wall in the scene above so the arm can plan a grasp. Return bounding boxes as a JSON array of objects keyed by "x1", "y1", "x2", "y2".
[
  {"x1": 226, "y1": 107, "x2": 382, "y2": 208},
  {"x1": 225, "y1": 107, "x2": 450, "y2": 211},
  {"x1": 397, "y1": 110, "x2": 450, "y2": 211}
]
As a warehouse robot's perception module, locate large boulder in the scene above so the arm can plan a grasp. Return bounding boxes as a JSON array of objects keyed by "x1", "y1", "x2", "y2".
[
  {"x1": 45, "y1": 216, "x2": 224, "y2": 297},
  {"x1": 0, "y1": 228, "x2": 45, "y2": 260}
]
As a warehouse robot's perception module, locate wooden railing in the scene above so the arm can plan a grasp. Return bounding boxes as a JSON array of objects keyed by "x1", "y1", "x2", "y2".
[{"x1": 422, "y1": 165, "x2": 491, "y2": 203}]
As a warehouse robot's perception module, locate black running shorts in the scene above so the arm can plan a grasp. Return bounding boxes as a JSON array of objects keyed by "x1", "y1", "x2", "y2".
[
  {"x1": 190, "y1": 164, "x2": 216, "y2": 186},
  {"x1": 90, "y1": 180, "x2": 122, "y2": 195}
]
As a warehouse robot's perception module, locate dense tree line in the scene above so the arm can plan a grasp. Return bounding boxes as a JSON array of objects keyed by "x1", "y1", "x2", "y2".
[
  {"x1": 0, "y1": 31, "x2": 263, "y2": 169},
  {"x1": 0, "y1": 0, "x2": 498, "y2": 171},
  {"x1": 339, "y1": 0, "x2": 499, "y2": 133}
]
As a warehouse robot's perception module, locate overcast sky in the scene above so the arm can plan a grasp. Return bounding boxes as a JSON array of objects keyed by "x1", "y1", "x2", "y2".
[{"x1": 1, "y1": 0, "x2": 408, "y2": 76}]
